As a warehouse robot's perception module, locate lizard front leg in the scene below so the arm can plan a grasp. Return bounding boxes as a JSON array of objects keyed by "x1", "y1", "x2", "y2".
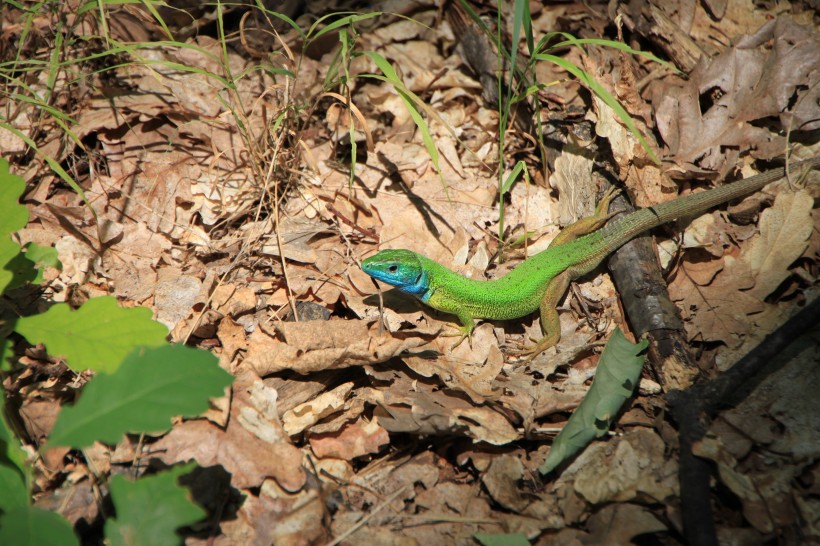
[{"x1": 440, "y1": 311, "x2": 476, "y2": 349}]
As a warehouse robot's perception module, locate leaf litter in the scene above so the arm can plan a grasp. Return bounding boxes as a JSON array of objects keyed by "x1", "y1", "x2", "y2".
[{"x1": 2, "y1": 0, "x2": 819, "y2": 544}]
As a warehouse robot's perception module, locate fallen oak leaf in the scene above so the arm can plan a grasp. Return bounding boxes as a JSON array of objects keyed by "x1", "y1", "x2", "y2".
[
  {"x1": 742, "y1": 190, "x2": 813, "y2": 299},
  {"x1": 308, "y1": 417, "x2": 390, "y2": 460},
  {"x1": 242, "y1": 319, "x2": 432, "y2": 376},
  {"x1": 150, "y1": 371, "x2": 305, "y2": 492}
]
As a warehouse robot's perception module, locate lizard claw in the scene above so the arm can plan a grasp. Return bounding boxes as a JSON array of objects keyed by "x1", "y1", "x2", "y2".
[
  {"x1": 507, "y1": 334, "x2": 559, "y2": 364},
  {"x1": 441, "y1": 325, "x2": 473, "y2": 350}
]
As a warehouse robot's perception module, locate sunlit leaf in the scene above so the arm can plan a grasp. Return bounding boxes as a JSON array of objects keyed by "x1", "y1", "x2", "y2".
[
  {"x1": 539, "y1": 328, "x2": 647, "y2": 474},
  {"x1": 47, "y1": 345, "x2": 233, "y2": 449},
  {"x1": 105, "y1": 463, "x2": 205, "y2": 546},
  {"x1": 15, "y1": 296, "x2": 169, "y2": 373}
]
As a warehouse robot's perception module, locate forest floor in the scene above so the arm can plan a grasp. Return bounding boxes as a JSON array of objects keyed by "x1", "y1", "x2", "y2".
[{"x1": 1, "y1": 0, "x2": 819, "y2": 544}]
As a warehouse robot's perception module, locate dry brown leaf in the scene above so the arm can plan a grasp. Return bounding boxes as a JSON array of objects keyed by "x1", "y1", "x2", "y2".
[
  {"x1": 33, "y1": 479, "x2": 99, "y2": 528},
  {"x1": 570, "y1": 428, "x2": 679, "y2": 504},
  {"x1": 742, "y1": 190, "x2": 813, "y2": 299},
  {"x1": 253, "y1": 216, "x2": 329, "y2": 264},
  {"x1": 219, "y1": 479, "x2": 328, "y2": 546},
  {"x1": 481, "y1": 454, "x2": 529, "y2": 512},
  {"x1": 236, "y1": 380, "x2": 289, "y2": 444},
  {"x1": 654, "y1": 17, "x2": 819, "y2": 170},
  {"x1": 281, "y1": 382, "x2": 354, "y2": 436},
  {"x1": 99, "y1": 222, "x2": 172, "y2": 301},
  {"x1": 243, "y1": 319, "x2": 430, "y2": 376},
  {"x1": 585, "y1": 504, "x2": 667, "y2": 544},
  {"x1": 669, "y1": 255, "x2": 763, "y2": 346},
  {"x1": 550, "y1": 148, "x2": 596, "y2": 226},
  {"x1": 695, "y1": 436, "x2": 794, "y2": 534},
  {"x1": 363, "y1": 379, "x2": 519, "y2": 445},
  {"x1": 308, "y1": 417, "x2": 390, "y2": 459},
  {"x1": 411, "y1": 482, "x2": 497, "y2": 539},
  {"x1": 211, "y1": 284, "x2": 257, "y2": 317},
  {"x1": 151, "y1": 372, "x2": 305, "y2": 491},
  {"x1": 153, "y1": 274, "x2": 202, "y2": 330},
  {"x1": 215, "y1": 316, "x2": 247, "y2": 368}
]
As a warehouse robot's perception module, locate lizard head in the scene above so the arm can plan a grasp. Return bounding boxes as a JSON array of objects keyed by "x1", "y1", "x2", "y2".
[{"x1": 361, "y1": 249, "x2": 428, "y2": 297}]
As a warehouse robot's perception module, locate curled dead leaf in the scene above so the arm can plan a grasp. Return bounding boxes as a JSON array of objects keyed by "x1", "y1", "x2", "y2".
[{"x1": 243, "y1": 319, "x2": 431, "y2": 376}]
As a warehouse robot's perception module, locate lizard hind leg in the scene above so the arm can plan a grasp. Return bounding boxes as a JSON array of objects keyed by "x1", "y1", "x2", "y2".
[
  {"x1": 549, "y1": 186, "x2": 621, "y2": 247},
  {"x1": 510, "y1": 270, "x2": 572, "y2": 361}
]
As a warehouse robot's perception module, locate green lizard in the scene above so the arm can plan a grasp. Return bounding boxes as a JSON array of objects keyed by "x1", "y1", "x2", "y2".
[{"x1": 362, "y1": 156, "x2": 820, "y2": 357}]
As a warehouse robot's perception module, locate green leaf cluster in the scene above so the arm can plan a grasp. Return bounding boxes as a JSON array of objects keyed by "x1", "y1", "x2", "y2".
[{"x1": 0, "y1": 158, "x2": 233, "y2": 545}]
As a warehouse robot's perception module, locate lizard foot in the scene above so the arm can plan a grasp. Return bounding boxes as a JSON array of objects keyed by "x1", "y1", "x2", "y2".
[
  {"x1": 507, "y1": 335, "x2": 559, "y2": 364},
  {"x1": 441, "y1": 325, "x2": 473, "y2": 350}
]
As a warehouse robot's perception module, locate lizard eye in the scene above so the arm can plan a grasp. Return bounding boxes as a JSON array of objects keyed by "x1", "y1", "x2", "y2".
[{"x1": 387, "y1": 265, "x2": 398, "y2": 273}]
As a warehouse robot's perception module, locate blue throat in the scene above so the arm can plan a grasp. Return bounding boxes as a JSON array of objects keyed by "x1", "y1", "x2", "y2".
[{"x1": 402, "y1": 269, "x2": 431, "y2": 301}]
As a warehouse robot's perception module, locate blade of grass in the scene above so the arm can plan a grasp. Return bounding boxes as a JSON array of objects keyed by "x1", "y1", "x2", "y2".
[
  {"x1": 307, "y1": 12, "x2": 382, "y2": 41},
  {"x1": 252, "y1": 0, "x2": 305, "y2": 39},
  {"x1": 499, "y1": 160, "x2": 530, "y2": 241},
  {"x1": 358, "y1": 51, "x2": 448, "y2": 195},
  {"x1": 0, "y1": 123, "x2": 99, "y2": 224},
  {"x1": 535, "y1": 53, "x2": 660, "y2": 165},
  {"x1": 549, "y1": 36, "x2": 679, "y2": 72}
]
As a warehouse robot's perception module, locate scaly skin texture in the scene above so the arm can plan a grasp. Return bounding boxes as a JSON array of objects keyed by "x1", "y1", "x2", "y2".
[{"x1": 361, "y1": 157, "x2": 820, "y2": 357}]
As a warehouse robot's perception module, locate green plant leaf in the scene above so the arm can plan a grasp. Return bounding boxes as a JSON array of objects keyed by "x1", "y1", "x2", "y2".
[
  {"x1": 499, "y1": 161, "x2": 530, "y2": 241},
  {"x1": 251, "y1": 0, "x2": 304, "y2": 38},
  {"x1": 15, "y1": 296, "x2": 169, "y2": 373},
  {"x1": 0, "y1": 237, "x2": 24, "y2": 293},
  {"x1": 22, "y1": 242, "x2": 62, "y2": 284},
  {"x1": 0, "y1": 505, "x2": 79, "y2": 546},
  {"x1": 307, "y1": 12, "x2": 381, "y2": 41},
  {"x1": 0, "y1": 158, "x2": 32, "y2": 292},
  {"x1": 0, "y1": 158, "x2": 29, "y2": 237},
  {"x1": 0, "y1": 395, "x2": 28, "y2": 511},
  {"x1": 475, "y1": 532, "x2": 531, "y2": 546},
  {"x1": 47, "y1": 344, "x2": 233, "y2": 449},
  {"x1": 539, "y1": 328, "x2": 647, "y2": 475},
  {"x1": 0, "y1": 125, "x2": 97, "y2": 222},
  {"x1": 0, "y1": 388, "x2": 29, "y2": 480},
  {"x1": 0, "y1": 464, "x2": 28, "y2": 511},
  {"x1": 105, "y1": 463, "x2": 205, "y2": 546},
  {"x1": 550, "y1": 37, "x2": 679, "y2": 73}
]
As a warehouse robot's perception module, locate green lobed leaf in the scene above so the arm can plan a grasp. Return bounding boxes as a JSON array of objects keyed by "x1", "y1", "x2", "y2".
[
  {"x1": 0, "y1": 400, "x2": 30, "y2": 510},
  {"x1": 0, "y1": 390, "x2": 29, "y2": 511},
  {"x1": 0, "y1": 505, "x2": 79, "y2": 546},
  {"x1": 0, "y1": 158, "x2": 29, "y2": 238},
  {"x1": 105, "y1": 463, "x2": 205, "y2": 546},
  {"x1": 539, "y1": 328, "x2": 647, "y2": 475},
  {"x1": 23, "y1": 242, "x2": 62, "y2": 284},
  {"x1": 47, "y1": 344, "x2": 233, "y2": 449},
  {"x1": 0, "y1": 124, "x2": 96, "y2": 221},
  {"x1": 15, "y1": 296, "x2": 169, "y2": 373},
  {"x1": 0, "y1": 158, "x2": 32, "y2": 293},
  {"x1": 2, "y1": 248, "x2": 38, "y2": 291},
  {"x1": 0, "y1": 395, "x2": 29, "y2": 483},
  {"x1": 0, "y1": 236, "x2": 23, "y2": 294},
  {"x1": 0, "y1": 464, "x2": 28, "y2": 511}
]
